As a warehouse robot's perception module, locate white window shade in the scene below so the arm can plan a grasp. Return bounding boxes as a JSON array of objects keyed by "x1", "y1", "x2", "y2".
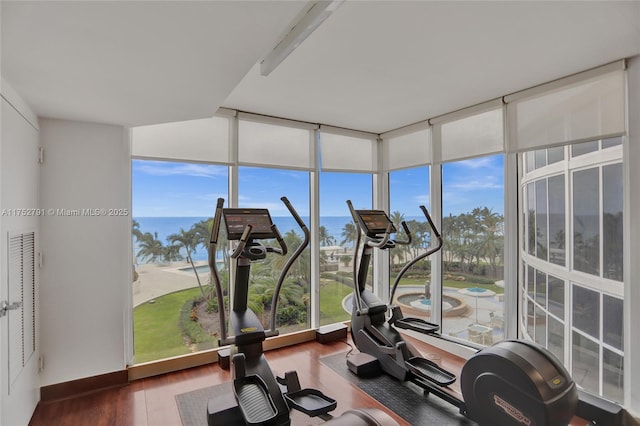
[
  {"x1": 320, "y1": 127, "x2": 377, "y2": 172},
  {"x1": 381, "y1": 123, "x2": 431, "y2": 171},
  {"x1": 238, "y1": 119, "x2": 314, "y2": 170},
  {"x1": 131, "y1": 116, "x2": 230, "y2": 163},
  {"x1": 506, "y1": 65, "x2": 625, "y2": 153},
  {"x1": 439, "y1": 107, "x2": 504, "y2": 163}
]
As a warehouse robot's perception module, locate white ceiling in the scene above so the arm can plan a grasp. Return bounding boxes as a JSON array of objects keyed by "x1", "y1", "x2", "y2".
[
  {"x1": 1, "y1": 1, "x2": 308, "y2": 127},
  {"x1": 2, "y1": 1, "x2": 640, "y2": 134}
]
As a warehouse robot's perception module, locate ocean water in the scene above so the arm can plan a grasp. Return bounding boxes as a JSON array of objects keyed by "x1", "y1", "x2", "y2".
[{"x1": 133, "y1": 216, "x2": 356, "y2": 263}]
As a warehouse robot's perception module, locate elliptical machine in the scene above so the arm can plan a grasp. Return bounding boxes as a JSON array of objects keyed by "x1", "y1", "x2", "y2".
[
  {"x1": 346, "y1": 200, "x2": 579, "y2": 426},
  {"x1": 207, "y1": 197, "x2": 399, "y2": 426}
]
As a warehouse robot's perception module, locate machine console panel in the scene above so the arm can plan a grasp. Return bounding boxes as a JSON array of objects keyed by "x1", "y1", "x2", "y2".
[
  {"x1": 355, "y1": 210, "x2": 397, "y2": 237},
  {"x1": 223, "y1": 208, "x2": 276, "y2": 240}
]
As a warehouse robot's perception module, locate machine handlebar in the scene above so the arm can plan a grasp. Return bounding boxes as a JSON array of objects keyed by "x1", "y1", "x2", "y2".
[
  {"x1": 281, "y1": 196, "x2": 307, "y2": 231},
  {"x1": 389, "y1": 205, "x2": 443, "y2": 308},
  {"x1": 268, "y1": 197, "x2": 310, "y2": 334},
  {"x1": 267, "y1": 224, "x2": 287, "y2": 256},
  {"x1": 230, "y1": 224, "x2": 253, "y2": 259},
  {"x1": 210, "y1": 197, "x2": 228, "y2": 342}
]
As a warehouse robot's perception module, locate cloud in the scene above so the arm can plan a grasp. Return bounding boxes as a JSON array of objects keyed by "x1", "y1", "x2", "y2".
[
  {"x1": 456, "y1": 157, "x2": 498, "y2": 169},
  {"x1": 413, "y1": 194, "x2": 430, "y2": 204},
  {"x1": 446, "y1": 179, "x2": 503, "y2": 191},
  {"x1": 136, "y1": 162, "x2": 225, "y2": 179}
]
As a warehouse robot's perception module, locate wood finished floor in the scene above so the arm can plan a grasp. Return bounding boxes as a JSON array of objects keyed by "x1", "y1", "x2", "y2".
[
  {"x1": 28, "y1": 335, "x2": 590, "y2": 426},
  {"x1": 29, "y1": 338, "x2": 413, "y2": 426}
]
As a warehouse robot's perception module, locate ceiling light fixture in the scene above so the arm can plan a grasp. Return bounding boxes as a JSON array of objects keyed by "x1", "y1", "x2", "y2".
[{"x1": 260, "y1": 0, "x2": 344, "y2": 77}]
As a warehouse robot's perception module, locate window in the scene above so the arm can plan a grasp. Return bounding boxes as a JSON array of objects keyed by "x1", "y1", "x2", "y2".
[
  {"x1": 238, "y1": 166, "x2": 311, "y2": 333},
  {"x1": 318, "y1": 127, "x2": 376, "y2": 326},
  {"x1": 520, "y1": 139, "x2": 624, "y2": 402},
  {"x1": 389, "y1": 166, "x2": 431, "y2": 323},
  {"x1": 441, "y1": 154, "x2": 505, "y2": 345},
  {"x1": 318, "y1": 172, "x2": 372, "y2": 326},
  {"x1": 132, "y1": 159, "x2": 229, "y2": 364}
]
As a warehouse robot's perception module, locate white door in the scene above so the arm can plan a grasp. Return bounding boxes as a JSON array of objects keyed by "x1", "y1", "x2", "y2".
[{"x1": 1, "y1": 97, "x2": 40, "y2": 425}]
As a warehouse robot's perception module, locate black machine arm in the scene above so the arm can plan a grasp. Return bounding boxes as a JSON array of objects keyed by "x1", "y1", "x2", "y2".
[
  {"x1": 268, "y1": 196, "x2": 310, "y2": 336},
  {"x1": 346, "y1": 200, "x2": 367, "y2": 316},
  {"x1": 209, "y1": 197, "x2": 228, "y2": 342},
  {"x1": 267, "y1": 224, "x2": 287, "y2": 256},
  {"x1": 389, "y1": 205, "x2": 444, "y2": 308},
  {"x1": 395, "y1": 221, "x2": 412, "y2": 245},
  {"x1": 230, "y1": 224, "x2": 253, "y2": 259}
]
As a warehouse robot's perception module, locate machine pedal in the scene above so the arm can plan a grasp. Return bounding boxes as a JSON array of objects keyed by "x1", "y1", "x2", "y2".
[{"x1": 406, "y1": 357, "x2": 456, "y2": 386}]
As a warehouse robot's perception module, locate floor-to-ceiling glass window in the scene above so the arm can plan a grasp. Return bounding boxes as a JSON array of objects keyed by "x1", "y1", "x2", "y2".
[
  {"x1": 509, "y1": 63, "x2": 626, "y2": 403},
  {"x1": 131, "y1": 117, "x2": 231, "y2": 364},
  {"x1": 237, "y1": 166, "x2": 311, "y2": 333},
  {"x1": 432, "y1": 102, "x2": 505, "y2": 345},
  {"x1": 132, "y1": 159, "x2": 229, "y2": 363},
  {"x1": 520, "y1": 138, "x2": 624, "y2": 402},
  {"x1": 388, "y1": 166, "x2": 433, "y2": 324},
  {"x1": 441, "y1": 155, "x2": 505, "y2": 343},
  {"x1": 236, "y1": 115, "x2": 315, "y2": 333},
  {"x1": 318, "y1": 127, "x2": 377, "y2": 326},
  {"x1": 318, "y1": 172, "x2": 372, "y2": 325}
]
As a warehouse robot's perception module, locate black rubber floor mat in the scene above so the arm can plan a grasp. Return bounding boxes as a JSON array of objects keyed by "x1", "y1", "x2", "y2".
[{"x1": 320, "y1": 352, "x2": 476, "y2": 426}]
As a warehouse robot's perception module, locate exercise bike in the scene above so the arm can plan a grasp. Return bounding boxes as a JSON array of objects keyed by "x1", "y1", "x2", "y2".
[
  {"x1": 346, "y1": 200, "x2": 579, "y2": 426},
  {"x1": 206, "y1": 197, "x2": 398, "y2": 426}
]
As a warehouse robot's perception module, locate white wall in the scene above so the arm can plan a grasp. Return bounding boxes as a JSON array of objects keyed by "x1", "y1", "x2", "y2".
[
  {"x1": 624, "y1": 57, "x2": 640, "y2": 417},
  {"x1": 39, "y1": 119, "x2": 130, "y2": 386},
  {"x1": 1, "y1": 79, "x2": 41, "y2": 426}
]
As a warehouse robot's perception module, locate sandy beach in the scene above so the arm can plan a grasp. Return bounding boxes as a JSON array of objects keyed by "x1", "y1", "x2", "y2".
[{"x1": 133, "y1": 261, "x2": 208, "y2": 307}]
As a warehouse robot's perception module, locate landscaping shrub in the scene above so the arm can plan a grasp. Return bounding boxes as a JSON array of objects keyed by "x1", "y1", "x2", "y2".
[{"x1": 179, "y1": 298, "x2": 215, "y2": 344}]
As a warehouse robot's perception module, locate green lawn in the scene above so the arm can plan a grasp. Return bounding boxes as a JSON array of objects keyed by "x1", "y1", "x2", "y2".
[
  {"x1": 134, "y1": 281, "x2": 354, "y2": 364},
  {"x1": 135, "y1": 275, "x2": 499, "y2": 364},
  {"x1": 319, "y1": 279, "x2": 352, "y2": 325},
  {"x1": 133, "y1": 287, "x2": 202, "y2": 364}
]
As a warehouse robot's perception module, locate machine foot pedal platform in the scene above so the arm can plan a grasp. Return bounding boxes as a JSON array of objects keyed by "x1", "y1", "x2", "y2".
[
  {"x1": 233, "y1": 375, "x2": 277, "y2": 425},
  {"x1": 406, "y1": 357, "x2": 456, "y2": 386},
  {"x1": 285, "y1": 389, "x2": 337, "y2": 417},
  {"x1": 394, "y1": 317, "x2": 439, "y2": 334}
]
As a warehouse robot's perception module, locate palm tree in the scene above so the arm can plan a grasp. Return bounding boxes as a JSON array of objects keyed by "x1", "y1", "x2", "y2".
[
  {"x1": 340, "y1": 222, "x2": 359, "y2": 248},
  {"x1": 389, "y1": 211, "x2": 405, "y2": 234},
  {"x1": 319, "y1": 226, "x2": 336, "y2": 247},
  {"x1": 389, "y1": 211, "x2": 409, "y2": 265},
  {"x1": 163, "y1": 243, "x2": 184, "y2": 263},
  {"x1": 136, "y1": 232, "x2": 165, "y2": 263},
  {"x1": 168, "y1": 228, "x2": 206, "y2": 297},
  {"x1": 131, "y1": 219, "x2": 143, "y2": 241},
  {"x1": 474, "y1": 207, "x2": 504, "y2": 278}
]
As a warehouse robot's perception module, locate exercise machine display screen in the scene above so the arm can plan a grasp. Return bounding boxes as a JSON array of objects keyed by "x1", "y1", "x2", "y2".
[
  {"x1": 355, "y1": 210, "x2": 397, "y2": 236},
  {"x1": 223, "y1": 208, "x2": 276, "y2": 240}
]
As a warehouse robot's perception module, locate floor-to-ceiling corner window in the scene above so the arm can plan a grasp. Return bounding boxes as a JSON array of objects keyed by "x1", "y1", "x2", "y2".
[
  {"x1": 441, "y1": 155, "x2": 505, "y2": 343},
  {"x1": 318, "y1": 127, "x2": 377, "y2": 326},
  {"x1": 511, "y1": 63, "x2": 626, "y2": 403},
  {"x1": 521, "y1": 138, "x2": 624, "y2": 402},
  {"x1": 132, "y1": 159, "x2": 229, "y2": 363},
  {"x1": 432, "y1": 102, "x2": 505, "y2": 345},
  {"x1": 318, "y1": 172, "x2": 372, "y2": 325},
  {"x1": 237, "y1": 114, "x2": 315, "y2": 333},
  {"x1": 388, "y1": 166, "x2": 432, "y2": 324},
  {"x1": 131, "y1": 116, "x2": 231, "y2": 364},
  {"x1": 238, "y1": 166, "x2": 311, "y2": 333},
  {"x1": 382, "y1": 124, "x2": 432, "y2": 323}
]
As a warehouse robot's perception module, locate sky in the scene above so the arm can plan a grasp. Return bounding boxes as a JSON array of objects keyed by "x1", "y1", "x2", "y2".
[{"x1": 132, "y1": 155, "x2": 504, "y2": 217}]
